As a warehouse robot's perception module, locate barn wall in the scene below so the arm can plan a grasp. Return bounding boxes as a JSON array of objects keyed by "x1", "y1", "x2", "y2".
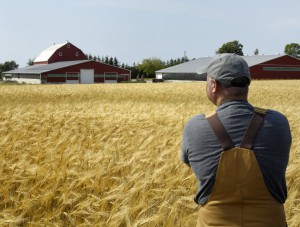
[
  {"x1": 44, "y1": 61, "x2": 131, "y2": 83},
  {"x1": 4, "y1": 77, "x2": 41, "y2": 84},
  {"x1": 48, "y1": 43, "x2": 87, "y2": 64},
  {"x1": 3, "y1": 73, "x2": 42, "y2": 84},
  {"x1": 250, "y1": 55, "x2": 300, "y2": 79}
]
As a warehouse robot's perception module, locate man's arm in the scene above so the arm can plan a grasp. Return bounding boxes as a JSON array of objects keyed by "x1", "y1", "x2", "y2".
[{"x1": 181, "y1": 125, "x2": 191, "y2": 167}]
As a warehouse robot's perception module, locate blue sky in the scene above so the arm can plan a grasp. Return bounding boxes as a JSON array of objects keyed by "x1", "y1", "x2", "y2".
[{"x1": 1, "y1": 0, "x2": 299, "y2": 67}]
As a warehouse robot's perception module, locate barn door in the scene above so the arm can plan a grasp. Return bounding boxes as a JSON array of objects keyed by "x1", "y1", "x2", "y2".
[
  {"x1": 80, "y1": 69, "x2": 94, "y2": 84},
  {"x1": 104, "y1": 72, "x2": 118, "y2": 83}
]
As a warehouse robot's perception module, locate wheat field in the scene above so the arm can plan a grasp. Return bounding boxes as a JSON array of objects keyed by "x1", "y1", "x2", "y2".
[{"x1": 0, "y1": 81, "x2": 299, "y2": 226}]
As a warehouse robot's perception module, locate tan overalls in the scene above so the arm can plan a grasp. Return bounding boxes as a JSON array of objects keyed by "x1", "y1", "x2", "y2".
[{"x1": 197, "y1": 108, "x2": 286, "y2": 227}]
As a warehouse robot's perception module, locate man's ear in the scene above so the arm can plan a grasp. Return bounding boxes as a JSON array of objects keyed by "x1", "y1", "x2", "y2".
[{"x1": 211, "y1": 79, "x2": 218, "y2": 93}]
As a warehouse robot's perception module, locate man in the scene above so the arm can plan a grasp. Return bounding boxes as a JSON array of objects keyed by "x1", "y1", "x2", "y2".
[{"x1": 181, "y1": 53, "x2": 291, "y2": 227}]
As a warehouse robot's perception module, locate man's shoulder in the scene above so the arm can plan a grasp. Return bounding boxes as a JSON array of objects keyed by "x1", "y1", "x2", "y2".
[
  {"x1": 262, "y1": 109, "x2": 291, "y2": 135},
  {"x1": 187, "y1": 114, "x2": 206, "y2": 123},
  {"x1": 185, "y1": 114, "x2": 208, "y2": 129},
  {"x1": 265, "y1": 109, "x2": 289, "y2": 122},
  {"x1": 253, "y1": 106, "x2": 288, "y2": 121}
]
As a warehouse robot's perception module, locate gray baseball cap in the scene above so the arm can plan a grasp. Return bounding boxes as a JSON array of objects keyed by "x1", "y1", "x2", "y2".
[{"x1": 205, "y1": 53, "x2": 251, "y2": 87}]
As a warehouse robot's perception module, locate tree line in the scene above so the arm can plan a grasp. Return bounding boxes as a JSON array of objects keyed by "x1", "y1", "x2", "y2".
[
  {"x1": 1, "y1": 42, "x2": 299, "y2": 80},
  {"x1": 216, "y1": 41, "x2": 300, "y2": 58},
  {"x1": 0, "y1": 61, "x2": 19, "y2": 80},
  {"x1": 84, "y1": 54, "x2": 189, "y2": 79}
]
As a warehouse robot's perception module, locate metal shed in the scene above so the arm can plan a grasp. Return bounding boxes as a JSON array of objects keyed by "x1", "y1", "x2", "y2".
[{"x1": 156, "y1": 54, "x2": 300, "y2": 80}]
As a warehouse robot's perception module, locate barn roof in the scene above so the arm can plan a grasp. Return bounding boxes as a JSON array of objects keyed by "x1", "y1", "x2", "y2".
[
  {"x1": 159, "y1": 58, "x2": 212, "y2": 74},
  {"x1": 4, "y1": 60, "x2": 91, "y2": 74},
  {"x1": 157, "y1": 54, "x2": 286, "y2": 74},
  {"x1": 33, "y1": 43, "x2": 67, "y2": 63},
  {"x1": 242, "y1": 54, "x2": 284, "y2": 67}
]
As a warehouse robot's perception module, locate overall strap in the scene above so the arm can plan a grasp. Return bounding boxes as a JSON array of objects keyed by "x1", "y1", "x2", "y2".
[
  {"x1": 240, "y1": 107, "x2": 267, "y2": 150},
  {"x1": 205, "y1": 107, "x2": 267, "y2": 151},
  {"x1": 206, "y1": 112, "x2": 235, "y2": 151}
]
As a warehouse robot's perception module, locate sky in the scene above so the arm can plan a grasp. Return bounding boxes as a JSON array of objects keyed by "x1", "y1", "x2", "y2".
[{"x1": 0, "y1": 0, "x2": 299, "y2": 67}]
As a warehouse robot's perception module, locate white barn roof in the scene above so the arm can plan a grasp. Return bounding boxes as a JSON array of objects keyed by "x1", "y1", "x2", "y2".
[
  {"x1": 4, "y1": 60, "x2": 91, "y2": 74},
  {"x1": 242, "y1": 54, "x2": 284, "y2": 67},
  {"x1": 158, "y1": 57, "x2": 212, "y2": 74},
  {"x1": 157, "y1": 54, "x2": 285, "y2": 75},
  {"x1": 33, "y1": 43, "x2": 67, "y2": 63}
]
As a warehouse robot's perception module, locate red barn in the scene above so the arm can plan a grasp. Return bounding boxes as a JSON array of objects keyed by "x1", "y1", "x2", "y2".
[
  {"x1": 248, "y1": 55, "x2": 300, "y2": 79},
  {"x1": 3, "y1": 42, "x2": 131, "y2": 84}
]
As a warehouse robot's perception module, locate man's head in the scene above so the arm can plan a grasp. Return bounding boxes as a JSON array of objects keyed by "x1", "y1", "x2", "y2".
[
  {"x1": 204, "y1": 54, "x2": 251, "y2": 105},
  {"x1": 205, "y1": 53, "x2": 250, "y2": 87}
]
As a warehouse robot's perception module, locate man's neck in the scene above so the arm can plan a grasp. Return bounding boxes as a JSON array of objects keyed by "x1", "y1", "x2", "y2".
[{"x1": 216, "y1": 97, "x2": 248, "y2": 106}]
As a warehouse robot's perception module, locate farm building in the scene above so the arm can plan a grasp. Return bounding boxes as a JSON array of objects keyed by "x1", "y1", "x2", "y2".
[
  {"x1": 3, "y1": 42, "x2": 131, "y2": 84},
  {"x1": 156, "y1": 54, "x2": 300, "y2": 81}
]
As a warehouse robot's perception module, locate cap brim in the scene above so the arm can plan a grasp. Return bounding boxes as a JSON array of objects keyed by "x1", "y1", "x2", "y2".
[{"x1": 197, "y1": 66, "x2": 207, "y2": 75}]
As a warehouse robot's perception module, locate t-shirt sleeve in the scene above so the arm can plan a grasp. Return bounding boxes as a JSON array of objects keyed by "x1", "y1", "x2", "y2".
[{"x1": 181, "y1": 123, "x2": 190, "y2": 166}]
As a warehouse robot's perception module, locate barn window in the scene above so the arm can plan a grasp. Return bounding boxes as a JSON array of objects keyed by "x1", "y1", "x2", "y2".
[
  {"x1": 59, "y1": 52, "x2": 62, "y2": 56},
  {"x1": 67, "y1": 43, "x2": 70, "y2": 48},
  {"x1": 66, "y1": 72, "x2": 79, "y2": 80},
  {"x1": 75, "y1": 52, "x2": 79, "y2": 56},
  {"x1": 263, "y1": 67, "x2": 300, "y2": 71}
]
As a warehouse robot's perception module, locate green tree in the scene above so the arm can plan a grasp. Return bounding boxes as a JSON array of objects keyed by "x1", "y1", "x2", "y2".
[
  {"x1": 137, "y1": 58, "x2": 165, "y2": 78},
  {"x1": 126, "y1": 62, "x2": 141, "y2": 79},
  {"x1": 27, "y1": 58, "x2": 35, "y2": 66},
  {"x1": 108, "y1": 57, "x2": 114, "y2": 66},
  {"x1": 216, "y1": 40, "x2": 244, "y2": 56},
  {"x1": 104, "y1": 56, "x2": 109, "y2": 64},
  {"x1": 0, "y1": 60, "x2": 19, "y2": 79},
  {"x1": 113, "y1": 57, "x2": 119, "y2": 67},
  {"x1": 284, "y1": 43, "x2": 300, "y2": 58},
  {"x1": 253, "y1": 48, "x2": 259, "y2": 55},
  {"x1": 181, "y1": 56, "x2": 189, "y2": 63}
]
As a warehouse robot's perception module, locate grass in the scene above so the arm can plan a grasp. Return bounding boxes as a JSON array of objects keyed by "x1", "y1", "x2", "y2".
[{"x1": 0, "y1": 81, "x2": 299, "y2": 226}]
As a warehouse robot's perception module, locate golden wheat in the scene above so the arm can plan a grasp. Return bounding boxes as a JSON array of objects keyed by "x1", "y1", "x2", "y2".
[{"x1": 0, "y1": 81, "x2": 299, "y2": 226}]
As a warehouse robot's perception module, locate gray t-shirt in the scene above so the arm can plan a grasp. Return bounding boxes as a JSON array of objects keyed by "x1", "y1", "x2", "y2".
[{"x1": 181, "y1": 100, "x2": 291, "y2": 205}]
